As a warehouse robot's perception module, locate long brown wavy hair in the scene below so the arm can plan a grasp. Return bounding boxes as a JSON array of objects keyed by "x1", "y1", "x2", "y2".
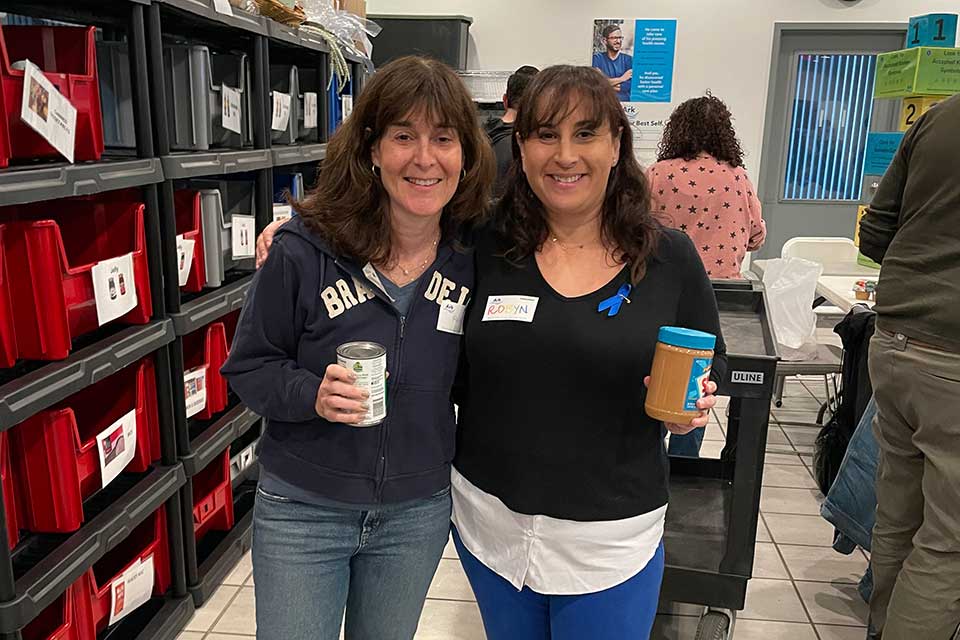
[
  {"x1": 657, "y1": 94, "x2": 744, "y2": 167},
  {"x1": 294, "y1": 56, "x2": 495, "y2": 264},
  {"x1": 496, "y1": 65, "x2": 659, "y2": 283}
]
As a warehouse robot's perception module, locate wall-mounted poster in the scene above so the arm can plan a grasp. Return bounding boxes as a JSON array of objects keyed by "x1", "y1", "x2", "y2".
[{"x1": 592, "y1": 19, "x2": 677, "y2": 103}]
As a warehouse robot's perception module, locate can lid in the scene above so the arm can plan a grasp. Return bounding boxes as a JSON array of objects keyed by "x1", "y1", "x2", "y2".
[{"x1": 658, "y1": 326, "x2": 716, "y2": 351}]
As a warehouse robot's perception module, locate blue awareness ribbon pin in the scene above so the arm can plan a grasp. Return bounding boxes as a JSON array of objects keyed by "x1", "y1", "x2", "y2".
[{"x1": 597, "y1": 283, "x2": 632, "y2": 317}]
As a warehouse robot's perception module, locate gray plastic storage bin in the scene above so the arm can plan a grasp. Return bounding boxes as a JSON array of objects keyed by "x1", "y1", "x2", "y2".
[
  {"x1": 96, "y1": 40, "x2": 136, "y2": 148},
  {"x1": 163, "y1": 44, "x2": 253, "y2": 151},
  {"x1": 368, "y1": 15, "x2": 472, "y2": 70},
  {"x1": 270, "y1": 64, "x2": 300, "y2": 145},
  {"x1": 193, "y1": 179, "x2": 257, "y2": 286}
]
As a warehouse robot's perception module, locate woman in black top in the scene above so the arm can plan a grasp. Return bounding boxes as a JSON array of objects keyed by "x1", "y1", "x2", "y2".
[{"x1": 450, "y1": 66, "x2": 726, "y2": 640}]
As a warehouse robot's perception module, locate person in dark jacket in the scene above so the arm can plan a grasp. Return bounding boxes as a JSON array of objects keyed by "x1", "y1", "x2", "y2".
[
  {"x1": 858, "y1": 93, "x2": 960, "y2": 640},
  {"x1": 483, "y1": 65, "x2": 539, "y2": 197},
  {"x1": 221, "y1": 56, "x2": 494, "y2": 640}
]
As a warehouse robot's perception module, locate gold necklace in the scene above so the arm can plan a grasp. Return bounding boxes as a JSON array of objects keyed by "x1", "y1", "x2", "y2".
[
  {"x1": 550, "y1": 235, "x2": 587, "y2": 251},
  {"x1": 389, "y1": 233, "x2": 440, "y2": 281}
]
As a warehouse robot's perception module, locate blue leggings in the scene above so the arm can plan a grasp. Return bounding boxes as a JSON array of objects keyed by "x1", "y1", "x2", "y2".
[{"x1": 452, "y1": 527, "x2": 664, "y2": 640}]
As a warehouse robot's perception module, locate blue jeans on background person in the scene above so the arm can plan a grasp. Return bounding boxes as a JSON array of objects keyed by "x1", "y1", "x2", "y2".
[
  {"x1": 821, "y1": 395, "x2": 879, "y2": 602},
  {"x1": 453, "y1": 526, "x2": 664, "y2": 640},
  {"x1": 252, "y1": 485, "x2": 452, "y2": 640},
  {"x1": 667, "y1": 427, "x2": 705, "y2": 458}
]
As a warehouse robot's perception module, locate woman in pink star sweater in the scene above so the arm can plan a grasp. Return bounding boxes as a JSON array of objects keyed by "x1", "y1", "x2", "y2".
[{"x1": 647, "y1": 95, "x2": 766, "y2": 280}]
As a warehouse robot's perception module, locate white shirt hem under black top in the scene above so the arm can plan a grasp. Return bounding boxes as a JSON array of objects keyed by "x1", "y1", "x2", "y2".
[{"x1": 450, "y1": 467, "x2": 666, "y2": 596}]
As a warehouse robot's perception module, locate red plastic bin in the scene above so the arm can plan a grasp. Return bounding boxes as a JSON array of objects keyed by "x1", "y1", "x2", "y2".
[
  {"x1": 9, "y1": 357, "x2": 161, "y2": 534},
  {"x1": 22, "y1": 579, "x2": 95, "y2": 640},
  {"x1": 85, "y1": 508, "x2": 171, "y2": 636},
  {"x1": 0, "y1": 224, "x2": 16, "y2": 368},
  {"x1": 0, "y1": 24, "x2": 104, "y2": 168},
  {"x1": 174, "y1": 190, "x2": 207, "y2": 293},
  {"x1": 0, "y1": 431, "x2": 20, "y2": 550},
  {"x1": 2, "y1": 195, "x2": 152, "y2": 361},
  {"x1": 182, "y1": 309, "x2": 239, "y2": 421},
  {"x1": 193, "y1": 450, "x2": 235, "y2": 543}
]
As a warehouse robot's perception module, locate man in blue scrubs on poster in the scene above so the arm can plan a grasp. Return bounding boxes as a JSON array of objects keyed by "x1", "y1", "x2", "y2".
[{"x1": 593, "y1": 24, "x2": 633, "y2": 101}]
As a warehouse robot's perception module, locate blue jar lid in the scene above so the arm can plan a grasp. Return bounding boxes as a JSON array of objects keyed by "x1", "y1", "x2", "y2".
[{"x1": 658, "y1": 326, "x2": 717, "y2": 351}]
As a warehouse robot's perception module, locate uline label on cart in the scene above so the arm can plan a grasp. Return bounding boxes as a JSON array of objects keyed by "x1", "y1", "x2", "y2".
[
  {"x1": 92, "y1": 253, "x2": 138, "y2": 326},
  {"x1": 304, "y1": 92, "x2": 318, "y2": 129},
  {"x1": 184, "y1": 366, "x2": 208, "y2": 418},
  {"x1": 109, "y1": 555, "x2": 155, "y2": 625},
  {"x1": 732, "y1": 371, "x2": 764, "y2": 385},
  {"x1": 97, "y1": 409, "x2": 137, "y2": 489}
]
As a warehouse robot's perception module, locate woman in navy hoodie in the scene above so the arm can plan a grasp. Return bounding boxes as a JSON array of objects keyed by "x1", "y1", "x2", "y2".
[{"x1": 221, "y1": 56, "x2": 494, "y2": 640}]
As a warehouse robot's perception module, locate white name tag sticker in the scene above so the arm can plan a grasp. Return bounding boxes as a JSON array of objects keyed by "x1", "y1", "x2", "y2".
[
  {"x1": 222, "y1": 85, "x2": 242, "y2": 134},
  {"x1": 481, "y1": 295, "x2": 538, "y2": 323},
  {"x1": 437, "y1": 301, "x2": 466, "y2": 335}
]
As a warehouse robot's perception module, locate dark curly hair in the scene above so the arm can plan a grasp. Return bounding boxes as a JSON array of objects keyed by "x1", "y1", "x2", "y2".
[
  {"x1": 658, "y1": 94, "x2": 744, "y2": 168},
  {"x1": 496, "y1": 65, "x2": 659, "y2": 283}
]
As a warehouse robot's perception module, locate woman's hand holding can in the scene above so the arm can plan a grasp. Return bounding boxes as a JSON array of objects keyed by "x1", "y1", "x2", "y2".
[{"x1": 315, "y1": 364, "x2": 369, "y2": 424}]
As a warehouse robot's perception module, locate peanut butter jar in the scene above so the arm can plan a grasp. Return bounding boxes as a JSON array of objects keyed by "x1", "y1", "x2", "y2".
[{"x1": 645, "y1": 327, "x2": 717, "y2": 425}]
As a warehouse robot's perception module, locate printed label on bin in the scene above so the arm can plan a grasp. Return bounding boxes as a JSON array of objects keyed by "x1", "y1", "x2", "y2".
[
  {"x1": 273, "y1": 204, "x2": 293, "y2": 223},
  {"x1": 20, "y1": 60, "x2": 78, "y2": 163},
  {"x1": 212, "y1": 0, "x2": 234, "y2": 15},
  {"x1": 231, "y1": 443, "x2": 256, "y2": 481},
  {"x1": 437, "y1": 301, "x2": 466, "y2": 335},
  {"x1": 231, "y1": 215, "x2": 256, "y2": 259},
  {"x1": 92, "y1": 253, "x2": 138, "y2": 326},
  {"x1": 304, "y1": 92, "x2": 318, "y2": 129},
  {"x1": 342, "y1": 94, "x2": 353, "y2": 121},
  {"x1": 97, "y1": 409, "x2": 137, "y2": 489},
  {"x1": 271, "y1": 91, "x2": 292, "y2": 131},
  {"x1": 684, "y1": 357, "x2": 712, "y2": 412},
  {"x1": 109, "y1": 555, "x2": 155, "y2": 626},
  {"x1": 184, "y1": 366, "x2": 208, "y2": 419},
  {"x1": 176, "y1": 234, "x2": 195, "y2": 287},
  {"x1": 222, "y1": 85, "x2": 242, "y2": 135}
]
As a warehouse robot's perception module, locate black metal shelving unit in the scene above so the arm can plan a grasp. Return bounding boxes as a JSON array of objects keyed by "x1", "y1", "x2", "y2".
[{"x1": 0, "y1": 0, "x2": 369, "y2": 635}]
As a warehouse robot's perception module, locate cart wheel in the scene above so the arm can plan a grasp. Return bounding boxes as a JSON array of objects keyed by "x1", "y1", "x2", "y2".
[{"x1": 694, "y1": 611, "x2": 731, "y2": 640}]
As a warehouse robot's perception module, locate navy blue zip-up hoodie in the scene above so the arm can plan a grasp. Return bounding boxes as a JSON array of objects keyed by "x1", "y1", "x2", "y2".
[{"x1": 221, "y1": 216, "x2": 473, "y2": 504}]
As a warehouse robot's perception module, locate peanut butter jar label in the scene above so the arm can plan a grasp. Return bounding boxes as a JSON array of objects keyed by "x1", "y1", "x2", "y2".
[{"x1": 684, "y1": 358, "x2": 712, "y2": 411}]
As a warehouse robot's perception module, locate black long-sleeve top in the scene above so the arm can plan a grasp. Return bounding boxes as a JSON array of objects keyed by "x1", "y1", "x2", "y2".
[
  {"x1": 860, "y1": 93, "x2": 960, "y2": 351},
  {"x1": 454, "y1": 225, "x2": 727, "y2": 522}
]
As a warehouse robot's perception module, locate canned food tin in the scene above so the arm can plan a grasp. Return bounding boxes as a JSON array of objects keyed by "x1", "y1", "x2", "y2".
[{"x1": 336, "y1": 341, "x2": 387, "y2": 426}]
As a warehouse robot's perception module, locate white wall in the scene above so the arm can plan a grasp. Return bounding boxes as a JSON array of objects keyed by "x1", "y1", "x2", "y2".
[{"x1": 366, "y1": 0, "x2": 958, "y2": 177}]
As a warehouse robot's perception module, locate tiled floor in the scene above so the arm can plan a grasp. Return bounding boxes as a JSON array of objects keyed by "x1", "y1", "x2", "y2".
[{"x1": 178, "y1": 377, "x2": 871, "y2": 640}]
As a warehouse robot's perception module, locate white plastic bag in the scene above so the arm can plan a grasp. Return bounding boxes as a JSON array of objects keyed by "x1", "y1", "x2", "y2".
[{"x1": 762, "y1": 257, "x2": 823, "y2": 361}]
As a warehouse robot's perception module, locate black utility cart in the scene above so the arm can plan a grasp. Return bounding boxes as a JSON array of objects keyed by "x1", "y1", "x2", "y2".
[{"x1": 660, "y1": 279, "x2": 780, "y2": 640}]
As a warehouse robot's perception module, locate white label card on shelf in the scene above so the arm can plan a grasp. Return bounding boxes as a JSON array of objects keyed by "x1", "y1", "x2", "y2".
[
  {"x1": 176, "y1": 234, "x2": 196, "y2": 287},
  {"x1": 271, "y1": 91, "x2": 292, "y2": 131},
  {"x1": 19, "y1": 60, "x2": 77, "y2": 163},
  {"x1": 231, "y1": 214, "x2": 256, "y2": 259},
  {"x1": 109, "y1": 555, "x2": 155, "y2": 626},
  {"x1": 184, "y1": 366, "x2": 208, "y2": 419},
  {"x1": 212, "y1": 0, "x2": 234, "y2": 16},
  {"x1": 96, "y1": 409, "x2": 137, "y2": 489},
  {"x1": 341, "y1": 94, "x2": 353, "y2": 121},
  {"x1": 222, "y1": 85, "x2": 242, "y2": 134},
  {"x1": 303, "y1": 92, "x2": 318, "y2": 129},
  {"x1": 92, "y1": 253, "x2": 138, "y2": 326},
  {"x1": 272, "y1": 204, "x2": 293, "y2": 223}
]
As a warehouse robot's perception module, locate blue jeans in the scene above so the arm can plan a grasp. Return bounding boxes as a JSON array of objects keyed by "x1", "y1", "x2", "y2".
[
  {"x1": 252, "y1": 485, "x2": 452, "y2": 640},
  {"x1": 453, "y1": 527, "x2": 664, "y2": 640},
  {"x1": 667, "y1": 427, "x2": 705, "y2": 457}
]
